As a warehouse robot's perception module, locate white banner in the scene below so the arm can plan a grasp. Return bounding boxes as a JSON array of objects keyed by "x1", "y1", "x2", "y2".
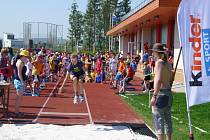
[{"x1": 177, "y1": 0, "x2": 210, "y2": 106}]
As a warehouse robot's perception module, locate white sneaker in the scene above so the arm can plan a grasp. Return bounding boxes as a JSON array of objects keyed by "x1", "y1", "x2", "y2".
[
  {"x1": 143, "y1": 90, "x2": 148, "y2": 93},
  {"x1": 73, "y1": 95, "x2": 79, "y2": 104},
  {"x1": 79, "y1": 95, "x2": 85, "y2": 103}
]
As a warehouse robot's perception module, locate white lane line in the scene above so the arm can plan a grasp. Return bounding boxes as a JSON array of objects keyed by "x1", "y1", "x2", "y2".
[
  {"x1": 32, "y1": 78, "x2": 61, "y2": 123},
  {"x1": 122, "y1": 95, "x2": 209, "y2": 134},
  {"x1": 145, "y1": 123, "x2": 157, "y2": 138},
  {"x1": 40, "y1": 112, "x2": 89, "y2": 116},
  {"x1": 83, "y1": 89, "x2": 94, "y2": 124}
]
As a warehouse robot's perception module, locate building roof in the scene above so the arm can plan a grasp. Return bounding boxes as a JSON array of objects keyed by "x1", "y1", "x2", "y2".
[
  {"x1": 107, "y1": 0, "x2": 180, "y2": 36},
  {"x1": 3, "y1": 32, "x2": 15, "y2": 35}
]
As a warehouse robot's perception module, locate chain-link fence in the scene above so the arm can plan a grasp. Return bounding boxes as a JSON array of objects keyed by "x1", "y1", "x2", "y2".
[{"x1": 23, "y1": 22, "x2": 64, "y2": 49}]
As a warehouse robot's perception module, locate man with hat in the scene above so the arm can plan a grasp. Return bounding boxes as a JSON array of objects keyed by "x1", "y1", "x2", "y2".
[{"x1": 150, "y1": 43, "x2": 174, "y2": 140}]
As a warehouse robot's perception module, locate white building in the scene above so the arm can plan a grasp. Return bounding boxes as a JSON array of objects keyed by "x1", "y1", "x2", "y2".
[
  {"x1": 3, "y1": 33, "x2": 24, "y2": 49},
  {"x1": 107, "y1": 0, "x2": 183, "y2": 69}
]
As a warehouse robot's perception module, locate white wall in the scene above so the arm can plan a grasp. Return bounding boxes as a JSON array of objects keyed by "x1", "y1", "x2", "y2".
[
  {"x1": 119, "y1": 35, "x2": 123, "y2": 53},
  {"x1": 123, "y1": 35, "x2": 129, "y2": 56},
  {"x1": 3, "y1": 39, "x2": 11, "y2": 48},
  {"x1": 3, "y1": 39, "x2": 24, "y2": 48},
  {"x1": 118, "y1": 34, "x2": 129, "y2": 57},
  {"x1": 174, "y1": 19, "x2": 183, "y2": 70}
]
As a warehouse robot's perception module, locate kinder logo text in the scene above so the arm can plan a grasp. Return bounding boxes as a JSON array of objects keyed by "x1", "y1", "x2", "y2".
[{"x1": 189, "y1": 15, "x2": 202, "y2": 86}]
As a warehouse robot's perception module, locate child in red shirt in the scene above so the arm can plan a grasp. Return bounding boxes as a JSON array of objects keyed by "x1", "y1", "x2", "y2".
[{"x1": 125, "y1": 63, "x2": 134, "y2": 84}]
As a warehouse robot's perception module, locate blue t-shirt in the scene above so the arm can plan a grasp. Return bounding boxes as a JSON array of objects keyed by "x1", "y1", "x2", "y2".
[
  {"x1": 143, "y1": 53, "x2": 149, "y2": 62},
  {"x1": 68, "y1": 61, "x2": 85, "y2": 77},
  {"x1": 130, "y1": 62, "x2": 137, "y2": 72}
]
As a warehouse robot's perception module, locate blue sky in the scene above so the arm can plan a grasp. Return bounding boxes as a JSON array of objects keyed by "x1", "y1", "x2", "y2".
[{"x1": 0, "y1": 0, "x2": 141, "y2": 39}]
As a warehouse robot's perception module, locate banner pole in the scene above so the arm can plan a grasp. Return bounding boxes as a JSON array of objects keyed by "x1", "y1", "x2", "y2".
[
  {"x1": 184, "y1": 77, "x2": 194, "y2": 140},
  {"x1": 186, "y1": 100, "x2": 194, "y2": 140},
  {"x1": 170, "y1": 46, "x2": 194, "y2": 139},
  {"x1": 171, "y1": 46, "x2": 182, "y2": 86},
  {"x1": 179, "y1": 46, "x2": 194, "y2": 140}
]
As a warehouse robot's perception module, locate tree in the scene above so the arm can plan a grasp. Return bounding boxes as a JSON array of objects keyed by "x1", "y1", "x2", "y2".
[
  {"x1": 68, "y1": 1, "x2": 84, "y2": 51},
  {"x1": 116, "y1": 0, "x2": 131, "y2": 19},
  {"x1": 122, "y1": 0, "x2": 131, "y2": 14},
  {"x1": 83, "y1": 0, "x2": 102, "y2": 51},
  {"x1": 66, "y1": 0, "x2": 131, "y2": 52},
  {"x1": 83, "y1": 0, "x2": 122, "y2": 51},
  {"x1": 100, "y1": 0, "x2": 118, "y2": 51}
]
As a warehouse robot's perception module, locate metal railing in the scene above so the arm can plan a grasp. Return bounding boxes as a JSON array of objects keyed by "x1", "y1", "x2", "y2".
[{"x1": 121, "y1": 0, "x2": 154, "y2": 22}]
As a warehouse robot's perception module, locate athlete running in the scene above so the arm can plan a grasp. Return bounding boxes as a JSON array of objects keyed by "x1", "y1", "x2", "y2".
[{"x1": 59, "y1": 53, "x2": 85, "y2": 104}]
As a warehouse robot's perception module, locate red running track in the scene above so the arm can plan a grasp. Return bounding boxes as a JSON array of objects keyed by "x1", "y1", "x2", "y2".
[{"x1": 0, "y1": 77, "x2": 144, "y2": 125}]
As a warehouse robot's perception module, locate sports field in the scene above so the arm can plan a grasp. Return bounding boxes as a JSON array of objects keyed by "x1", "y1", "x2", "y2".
[{"x1": 121, "y1": 93, "x2": 210, "y2": 140}]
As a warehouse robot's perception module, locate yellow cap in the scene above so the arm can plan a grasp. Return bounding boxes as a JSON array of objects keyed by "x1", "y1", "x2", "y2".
[{"x1": 19, "y1": 50, "x2": 29, "y2": 57}]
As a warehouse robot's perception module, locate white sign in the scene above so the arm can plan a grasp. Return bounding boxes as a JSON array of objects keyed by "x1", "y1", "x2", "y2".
[{"x1": 177, "y1": 0, "x2": 210, "y2": 106}]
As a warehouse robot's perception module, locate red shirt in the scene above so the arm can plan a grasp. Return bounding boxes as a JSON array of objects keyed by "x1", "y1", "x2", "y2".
[
  {"x1": 96, "y1": 59, "x2": 102, "y2": 73},
  {"x1": 127, "y1": 67, "x2": 134, "y2": 78}
]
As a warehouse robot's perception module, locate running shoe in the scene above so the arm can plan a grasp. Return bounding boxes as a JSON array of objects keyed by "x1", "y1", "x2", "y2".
[
  {"x1": 73, "y1": 95, "x2": 79, "y2": 104},
  {"x1": 32, "y1": 92, "x2": 40, "y2": 97},
  {"x1": 79, "y1": 95, "x2": 85, "y2": 103},
  {"x1": 143, "y1": 90, "x2": 149, "y2": 93},
  {"x1": 39, "y1": 86, "x2": 45, "y2": 90}
]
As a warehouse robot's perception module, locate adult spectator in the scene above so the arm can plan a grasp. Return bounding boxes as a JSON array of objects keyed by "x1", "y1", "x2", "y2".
[
  {"x1": 0, "y1": 48, "x2": 10, "y2": 81},
  {"x1": 13, "y1": 50, "x2": 29, "y2": 117},
  {"x1": 150, "y1": 43, "x2": 174, "y2": 140}
]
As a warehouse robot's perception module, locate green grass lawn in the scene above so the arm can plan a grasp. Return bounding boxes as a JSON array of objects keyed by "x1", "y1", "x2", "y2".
[{"x1": 121, "y1": 93, "x2": 210, "y2": 140}]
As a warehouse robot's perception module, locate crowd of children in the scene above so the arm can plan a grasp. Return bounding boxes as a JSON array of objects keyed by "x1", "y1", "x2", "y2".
[
  {"x1": 0, "y1": 45, "x2": 174, "y2": 117},
  {"x1": 0, "y1": 46, "x2": 156, "y2": 95}
]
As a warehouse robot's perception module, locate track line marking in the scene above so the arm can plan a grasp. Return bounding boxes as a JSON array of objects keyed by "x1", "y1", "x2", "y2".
[
  {"x1": 145, "y1": 123, "x2": 157, "y2": 138},
  {"x1": 32, "y1": 78, "x2": 61, "y2": 123},
  {"x1": 122, "y1": 95, "x2": 209, "y2": 134},
  {"x1": 40, "y1": 112, "x2": 89, "y2": 116},
  {"x1": 83, "y1": 89, "x2": 94, "y2": 124}
]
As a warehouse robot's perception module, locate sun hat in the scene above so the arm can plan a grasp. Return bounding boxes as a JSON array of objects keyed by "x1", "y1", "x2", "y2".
[
  {"x1": 19, "y1": 50, "x2": 29, "y2": 57},
  {"x1": 152, "y1": 43, "x2": 166, "y2": 53},
  {"x1": 20, "y1": 48, "x2": 25, "y2": 52},
  {"x1": 38, "y1": 51, "x2": 44, "y2": 56}
]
